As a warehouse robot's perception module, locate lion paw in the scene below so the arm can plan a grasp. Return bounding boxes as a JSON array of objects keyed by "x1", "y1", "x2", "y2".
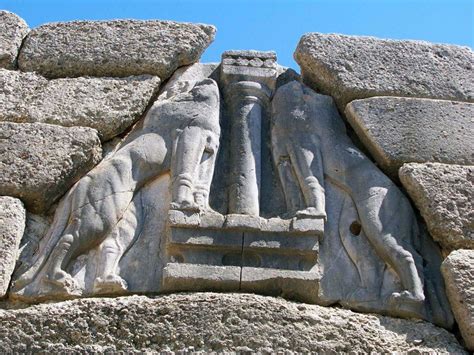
[
  {"x1": 296, "y1": 207, "x2": 327, "y2": 219},
  {"x1": 388, "y1": 290, "x2": 426, "y2": 317},
  {"x1": 170, "y1": 201, "x2": 200, "y2": 212},
  {"x1": 44, "y1": 270, "x2": 80, "y2": 295},
  {"x1": 93, "y1": 275, "x2": 128, "y2": 295}
]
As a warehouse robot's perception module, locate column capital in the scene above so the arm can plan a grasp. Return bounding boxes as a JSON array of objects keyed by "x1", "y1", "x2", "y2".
[
  {"x1": 220, "y1": 50, "x2": 278, "y2": 92},
  {"x1": 226, "y1": 81, "x2": 272, "y2": 107}
]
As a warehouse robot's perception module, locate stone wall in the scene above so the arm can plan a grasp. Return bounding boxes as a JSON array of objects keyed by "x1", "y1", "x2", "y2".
[
  {"x1": 296, "y1": 33, "x2": 474, "y2": 350},
  {"x1": 0, "y1": 10, "x2": 473, "y2": 352}
]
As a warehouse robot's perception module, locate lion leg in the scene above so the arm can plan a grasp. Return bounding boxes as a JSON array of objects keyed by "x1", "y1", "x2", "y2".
[
  {"x1": 93, "y1": 233, "x2": 128, "y2": 294},
  {"x1": 92, "y1": 200, "x2": 141, "y2": 294},
  {"x1": 194, "y1": 131, "x2": 220, "y2": 210},
  {"x1": 287, "y1": 141, "x2": 326, "y2": 219},
  {"x1": 369, "y1": 230, "x2": 425, "y2": 306},
  {"x1": 271, "y1": 132, "x2": 303, "y2": 217},
  {"x1": 357, "y1": 190, "x2": 425, "y2": 306},
  {"x1": 42, "y1": 198, "x2": 123, "y2": 293},
  {"x1": 171, "y1": 126, "x2": 207, "y2": 211},
  {"x1": 43, "y1": 231, "x2": 80, "y2": 293}
]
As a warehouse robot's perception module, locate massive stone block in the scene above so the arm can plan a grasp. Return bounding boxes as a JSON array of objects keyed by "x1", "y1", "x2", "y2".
[
  {"x1": 0, "y1": 122, "x2": 102, "y2": 213},
  {"x1": 0, "y1": 196, "x2": 25, "y2": 297},
  {"x1": 28, "y1": 75, "x2": 160, "y2": 141},
  {"x1": 0, "y1": 11, "x2": 29, "y2": 69},
  {"x1": 294, "y1": 33, "x2": 474, "y2": 109},
  {"x1": 400, "y1": 163, "x2": 474, "y2": 251},
  {"x1": 0, "y1": 69, "x2": 47, "y2": 121},
  {"x1": 441, "y1": 250, "x2": 474, "y2": 351},
  {"x1": 0, "y1": 69, "x2": 161, "y2": 141},
  {"x1": 18, "y1": 20, "x2": 216, "y2": 79},
  {"x1": 0, "y1": 293, "x2": 466, "y2": 353},
  {"x1": 345, "y1": 97, "x2": 474, "y2": 179}
]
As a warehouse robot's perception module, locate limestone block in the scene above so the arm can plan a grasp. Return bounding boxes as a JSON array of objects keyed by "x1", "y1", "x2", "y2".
[
  {"x1": 291, "y1": 217, "x2": 325, "y2": 234},
  {"x1": 165, "y1": 210, "x2": 321, "y2": 304},
  {"x1": 18, "y1": 19, "x2": 216, "y2": 79},
  {"x1": 224, "y1": 213, "x2": 262, "y2": 230},
  {"x1": 0, "y1": 196, "x2": 25, "y2": 297},
  {"x1": 294, "y1": 33, "x2": 474, "y2": 109},
  {"x1": 240, "y1": 267, "x2": 320, "y2": 303},
  {"x1": 400, "y1": 163, "x2": 474, "y2": 250},
  {"x1": 345, "y1": 97, "x2": 474, "y2": 179},
  {"x1": 0, "y1": 69, "x2": 161, "y2": 141},
  {"x1": 441, "y1": 250, "x2": 474, "y2": 351},
  {"x1": 0, "y1": 11, "x2": 29, "y2": 69},
  {"x1": 162, "y1": 264, "x2": 241, "y2": 292},
  {"x1": 0, "y1": 293, "x2": 466, "y2": 353},
  {"x1": 0, "y1": 122, "x2": 102, "y2": 213},
  {"x1": 0, "y1": 69, "x2": 47, "y2": 121},
  {"x1": 28, "y1": 75, "x2": 161, "y2": 141}
]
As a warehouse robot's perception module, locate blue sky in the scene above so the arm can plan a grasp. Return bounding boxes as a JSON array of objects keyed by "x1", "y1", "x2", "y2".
[{"x1": 1, "y1": 0, "x2": 472, "y2": 68}]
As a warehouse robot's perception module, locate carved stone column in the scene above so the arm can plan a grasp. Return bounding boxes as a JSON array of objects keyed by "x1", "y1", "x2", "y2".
[
  {"x1": 221, "y1": 50, "x2": 277, "y2": 216},
  {"x1": 226, "y1": 81, "x2": 270, "y2": 215}
]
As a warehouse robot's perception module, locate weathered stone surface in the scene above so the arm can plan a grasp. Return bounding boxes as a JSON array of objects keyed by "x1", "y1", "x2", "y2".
[
  {"x1": 272, "y1": 81, "x2": 440, "y2": 323},
  {"x1": 345, "y1": 97, "x2": 474, "y2": 179},
  {"x1": 28, "y1": 75, "x2": 161, "y2": 141},
  {"x1": 400, "y1": 163, "x2": 474, "y2": 251},
  {"x1": 2, "y1": 46, "x2": 458, "y2": 332},
  {"x1": 221, "y1": 51, "x2": 277, "y2": 216},
  {"x1": 15, "y1": 212, "x2": 51, "y2": 279},
  {"x1": 0, "y1": 69, "x2": 161, "y2": 141},
  {"x1": 158, "y1": 62, "x2": 219, "y2": 100},
  {"x1": 0, "y1": 122, "x2": 102, "y2": 213},
  {"x1": 10, "y1": 79, "x2": 221, "y2": 301},
  {"x1": 0, "y1": 11, "x2": 29, "y2": 69},
  {"x1": 295, "y1": 33, "x2": 474, "y2": 109},
  {"x1": 162, "y1": 264, "x2": 241, "y2": 292},
  {"x1": 0, "y1": 197, "x2": 25, "y2": 297},
  {"x1": 18, "y1": 19, "x2": 216, "y2": 79},
  {"x1": 0, "y1": 69, "x2": 47, "y2": 121},
  {"x1": 164, "y1": 210, "x2": 321, "y2": 304},
  {"x1": 441, "y1": 250, "x2": 474, "y2": 351},
  {"x1": 0, "y1": 293, "x2": 465, "y2": 353}
]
